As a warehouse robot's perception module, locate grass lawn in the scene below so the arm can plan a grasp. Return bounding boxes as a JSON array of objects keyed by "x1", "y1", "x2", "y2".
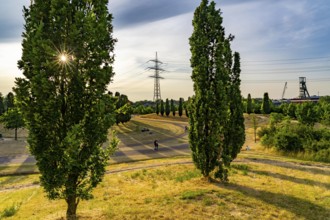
[
  {"x1": 0, "y1": 156, "x2": 329, "y2": 219},
  {"x1": 1, "y1": 114, "x2": 329, "y2": 219}
]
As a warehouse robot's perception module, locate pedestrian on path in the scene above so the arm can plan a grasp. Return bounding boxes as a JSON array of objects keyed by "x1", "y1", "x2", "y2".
[{"x1": 154, "y1": 140, "x2": 159, "y2": 151}]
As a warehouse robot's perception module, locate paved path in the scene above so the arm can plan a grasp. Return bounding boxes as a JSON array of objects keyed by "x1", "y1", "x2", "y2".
[{"x1": 0, "y1": 117, "x2": 190, "y2": 166}]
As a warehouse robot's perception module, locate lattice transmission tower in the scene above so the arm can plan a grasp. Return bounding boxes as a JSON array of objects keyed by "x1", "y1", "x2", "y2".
[{"x1": 148, "y1": 52, "x2": 165, "y2": 101}]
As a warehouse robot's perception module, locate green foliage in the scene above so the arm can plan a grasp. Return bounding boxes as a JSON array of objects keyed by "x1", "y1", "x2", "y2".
[
  {"x1": 171, "y1": 99, "x2": 175, "y2": 116},
  {"x1": 132, "y1": 104, "x2": 154, "y2": 115},
  {"x1": 269, "y1": 112, "x2": 285, "y2": 127},
  {"x1": 189, "y1": 0, "x2": 244, "y2": 181},
  {"x1": 295, "y1": 102, "x2": 319, "y2": 126},
  {"x1": 262, "y1": 92, "x2": 271, "y2": 114},
  {"x1": 5, "y1": 92, "x2": 15, "y2": 111},
  {"x1": 317, "y1": 99, "x2": 330, "y2": 125},
  {"x1": 156, "y1": 101, "x2": 160, "y2": 115},
  {"x1": 184, "y1": 99, "x2": 189, "y2": 118},
  {"x1": 178, "y1": 97, "x2": 183, "y2": 117},
  {"x1": 0, "y1": 107, "x2": 25, "y2": 140},
  {"x1": 165, "y1": 98, "x2": 170, "y2": 116},
  {"x1": 160, "y1": 100, "x2": 164, "y2": 116},
  {"x1": 0, "y1": 93, "x2": 5, "y2": 115},
  {"x1": 252, "y1": 98, "x2": 262, "y2": 114},
  {"x1": 258, "y1": 116, "x2": 330, "y2": 162},
  {"x1": 247, "y1": 94, "x2": 252, "y2": 114},
  {"x1": 14, "y1": 1, "x2": 117, "y2": 218},
  {"x1": 115, "y1": 93, "x2": 132, "y2": 124},
  {"x1": 274, "y1": 129, "x2": 303, "y2": 152}
]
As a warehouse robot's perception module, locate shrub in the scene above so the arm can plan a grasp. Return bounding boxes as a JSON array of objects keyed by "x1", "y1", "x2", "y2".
[{"x1": 274, "y1": 130, "x2": 303, "y2": 152}]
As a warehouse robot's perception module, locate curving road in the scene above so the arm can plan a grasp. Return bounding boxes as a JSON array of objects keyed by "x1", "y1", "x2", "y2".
[{"x1": 0, "y1": 117, "x2": 191, "y2": 166}]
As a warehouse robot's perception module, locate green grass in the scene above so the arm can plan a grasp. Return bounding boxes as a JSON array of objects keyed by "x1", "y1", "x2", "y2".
[{"x1": 0, "y1": 156, "x2": 329, "y2": 219}]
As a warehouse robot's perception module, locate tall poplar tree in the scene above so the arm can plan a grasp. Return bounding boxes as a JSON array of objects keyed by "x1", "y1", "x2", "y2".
[
  {"x1": 165, "y1": 98, "x2": 170, "y2": 116},
  {"x1": 156, "y1": 101, "x2": 160, "y2": 115},
  {"x1": 262, "y1": 92, "x2": 271, "y2": 114},
  {"x1": 178, "y1": 97, "x2": 183, "y2": 117},
  {"x1": 189, "y1": 0, "x2": 244, "y2": 181},
  {"x1": 14, "y1": 1, "x2": 117, "y2": 219},
  {"x1": 171, "y1": 99, "x2": 175, "y2": 116},
  {"x1": 247, "y1": 93, "x2": 252, "y2": 114},
  {"x1": 160, "y1": 100, "x2": 165, "y2": 116}
]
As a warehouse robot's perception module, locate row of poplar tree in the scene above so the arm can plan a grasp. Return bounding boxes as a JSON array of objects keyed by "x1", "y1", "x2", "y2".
[
  {"x1": 9, "y1": 0, "x2": 245, "y2": 219},
  {"x1": 155, "y1": 98, "x2": 188, "y2": 117}
]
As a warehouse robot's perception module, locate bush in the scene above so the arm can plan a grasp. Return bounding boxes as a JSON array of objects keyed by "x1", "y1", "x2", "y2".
[
  {"x1": 274, "y1": 131, "x2": 303, "y2": 152},
  {"x1": 313, "y1": 148, "x2": 330, "y2": 162}
]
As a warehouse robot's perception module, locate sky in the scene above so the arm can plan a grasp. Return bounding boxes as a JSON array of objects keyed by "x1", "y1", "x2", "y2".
[{"x1": 0, "y1": 0, "x2": 330, "y2": 101}]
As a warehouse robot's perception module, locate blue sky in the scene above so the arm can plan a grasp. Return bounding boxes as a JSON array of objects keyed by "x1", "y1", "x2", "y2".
[{"x1": 0, "y1": 0, "x2": 330, "y2": 101}]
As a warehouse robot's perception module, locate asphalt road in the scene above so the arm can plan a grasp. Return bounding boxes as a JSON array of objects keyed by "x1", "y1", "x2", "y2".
[{"x1": 0, "y1": 118, "x2": 190, "y2": 165}]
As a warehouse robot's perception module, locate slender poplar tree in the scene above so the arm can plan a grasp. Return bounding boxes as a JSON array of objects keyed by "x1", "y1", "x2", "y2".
[
  {"x1": 171, "y1": 99, "x2": 175, "y2": 116},
  {"x1": 165, "y1": 98, "x2": 170, "y2": 116},
  {"x1": 14, "y1": 1, "x2": 117, "y2": 219},
  {"x1": 262, "y1": 92, "x2": 271, "y2": 114},
  {"x1": 178, "y1": 97, "x2": 183, "y2": 117},
  {"x1": 160, "y1": 100, "x2": 165, "y2": 116},
  {"x1": 189, "y1": 0, "x2": 245, "y2": 181},
  {"x1": 247, "y1": 93, "x2": 252, "y2": 114},
  {"x1": 156, "y1": 101, "x2": 160, "y2": 115}
]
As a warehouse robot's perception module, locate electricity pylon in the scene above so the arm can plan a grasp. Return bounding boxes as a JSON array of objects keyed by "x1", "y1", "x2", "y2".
[{"x1": 148, "y1": 52, "x2": 164, "y2": 101}]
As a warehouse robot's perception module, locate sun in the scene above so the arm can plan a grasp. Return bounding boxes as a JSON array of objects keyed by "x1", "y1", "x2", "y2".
[{"x1": 59, "y1": 53, "x2": 68, "y2": 63}]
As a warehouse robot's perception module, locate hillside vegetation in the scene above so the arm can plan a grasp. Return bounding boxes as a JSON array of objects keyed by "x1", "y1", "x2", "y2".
[{"x1": 0, "y1": 114, "x2": 329, "y2": 219}]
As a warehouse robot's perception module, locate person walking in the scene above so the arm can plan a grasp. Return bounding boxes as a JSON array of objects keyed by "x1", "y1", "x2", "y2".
[{"x1": 154, "y1": 140, "x2": 159, "y2": 151}]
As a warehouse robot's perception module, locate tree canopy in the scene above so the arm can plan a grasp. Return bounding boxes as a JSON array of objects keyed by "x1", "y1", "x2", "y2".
[
  {"x1": 189, "y1": 0, "x2": 245, "y2": 181},
  {"x1": 14, "y1": 1, "x2": 117, "y2": 219}
]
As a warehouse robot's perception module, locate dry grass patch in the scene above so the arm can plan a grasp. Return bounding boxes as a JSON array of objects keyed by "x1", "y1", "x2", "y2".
[{"x1": 1, "y1": 156, "x2": 329, "y2": 219}]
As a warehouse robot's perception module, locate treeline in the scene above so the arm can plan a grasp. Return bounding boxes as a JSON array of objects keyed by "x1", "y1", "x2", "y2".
[
  {"x1": 245, "y1": 93, "x2": 330, "y2": 126},
  {"x1": 258, "y1": 96, "x2": 330, "y2": 162},
  {"x1": 132, "y1": 97, "x2": 189, "y2": 117}
]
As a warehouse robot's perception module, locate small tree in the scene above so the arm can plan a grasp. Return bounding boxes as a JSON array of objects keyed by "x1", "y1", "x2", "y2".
[
  {"x1": 247, "y1": 93, "x2": 252, "y2": 114},
  {"x1": 160, "y1": 100, "x2": 165, "y2": 116},
  {"x1": 178, "y1": 98, "x2": 183, "y2": 117},
  {"x1": 0, "y1": 107, "x2": 24, "y2": 140},
  {"x1": 165, "y1": 98, "x2": 170, "y2": 116},
  {"x1": 262, "y1": 92, "x2": 271, "y2": 114}
]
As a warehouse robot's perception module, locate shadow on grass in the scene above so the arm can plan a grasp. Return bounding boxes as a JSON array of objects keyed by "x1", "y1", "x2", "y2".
[
  {"x1": 215, "y1": 182, "x2": 330, "y2": 220},
  {"x1": 250, "y1": 169, "x2": 330, "y2": 190},
  {"x1": 245, "y1": 158, "x2": 330, "y2": 175}
]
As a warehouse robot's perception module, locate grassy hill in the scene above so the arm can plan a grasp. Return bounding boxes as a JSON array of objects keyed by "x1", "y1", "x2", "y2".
[{"x1": 0, "y1": 114, "x2": 329, "y2": 219}]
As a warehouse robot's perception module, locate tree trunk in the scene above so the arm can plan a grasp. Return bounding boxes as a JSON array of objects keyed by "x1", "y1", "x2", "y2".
[
  {"x1": 15, "y1": 128, "x2": 17, "y2": 141},
  {"x1": 66, "y1": 195, "x2": 78, "y2": 220}
]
